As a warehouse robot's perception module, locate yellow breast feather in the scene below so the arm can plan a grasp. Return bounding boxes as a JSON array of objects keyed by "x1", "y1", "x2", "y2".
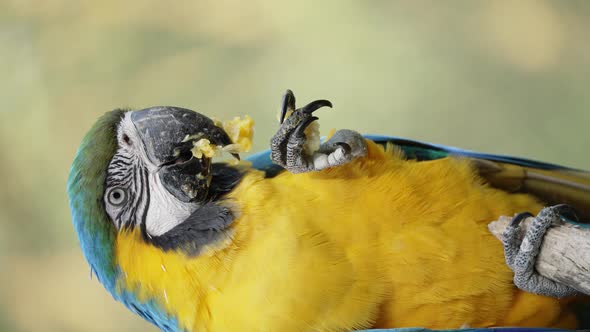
[{"x1": 115, "y1": 141, "x2": 575, "y2": 331}]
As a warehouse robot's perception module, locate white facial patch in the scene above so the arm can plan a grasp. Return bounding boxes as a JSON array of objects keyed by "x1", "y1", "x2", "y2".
[{"x1": 145, "y1": 172, "x2": 195, "y2": 236}]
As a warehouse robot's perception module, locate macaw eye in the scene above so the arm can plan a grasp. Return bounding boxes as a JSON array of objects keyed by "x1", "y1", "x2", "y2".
[{"x1": 108, "y1": 188, "x2": 127, "y2": 206}]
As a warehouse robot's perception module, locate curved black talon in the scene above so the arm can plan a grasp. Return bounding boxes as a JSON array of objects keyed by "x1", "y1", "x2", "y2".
[
  {"x1": 300, "y1": 99, "x2": 333, "y2": 114},
  {"x1": 553, "y1": 204, "x2": 579, "y2": 223},
  {"x1": 294, "y1": 116, "x2": 319, "y2": 136},
  {"x1": 510, "y1": 212, "x2": 534, "y2": 227},
  {"x1": 280, "y1": 90, "x2": 296, "y2": 124},
  {"x1": 279, "y1": 89, "x2": 332, "y2": 125}
]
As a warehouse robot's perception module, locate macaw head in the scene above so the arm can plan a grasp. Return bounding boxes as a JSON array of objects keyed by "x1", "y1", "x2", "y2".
[{"x1": 67, "y1": 107, "x2": 242, "y2": 313}]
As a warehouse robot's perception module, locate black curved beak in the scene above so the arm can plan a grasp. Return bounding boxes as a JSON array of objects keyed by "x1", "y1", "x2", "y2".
[
  {"x1": 130, "y1": 106, "x2": 234, "y2": 202},
  {"x1": 131, "y1": 106, "x2": 233, "y2": 166}
]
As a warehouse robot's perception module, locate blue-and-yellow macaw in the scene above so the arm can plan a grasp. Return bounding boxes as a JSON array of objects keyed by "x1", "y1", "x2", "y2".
[{"x1": 67, "y1": 90, "x2": 590, "y2": 332}]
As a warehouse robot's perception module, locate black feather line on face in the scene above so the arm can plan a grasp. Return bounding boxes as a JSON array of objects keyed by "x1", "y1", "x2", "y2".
[
  {"x1": 122, "y1": 166, "x2": 140, "y2": 230},
  {"x1": 139, "y1": 167, "x2": 151, "y2": 240},
  {"x1": 145, "y1": 163, "x2": 244, "y2": 256}
]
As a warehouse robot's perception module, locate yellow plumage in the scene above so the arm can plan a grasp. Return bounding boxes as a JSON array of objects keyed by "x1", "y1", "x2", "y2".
[{"x1": 115, "y1": 141, "x2": 577, "y2": 331}]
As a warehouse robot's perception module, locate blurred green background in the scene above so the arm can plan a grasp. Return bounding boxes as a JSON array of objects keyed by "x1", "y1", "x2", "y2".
[{"x1": 1, "y1": 0, "x2": 589, "y2": 331}]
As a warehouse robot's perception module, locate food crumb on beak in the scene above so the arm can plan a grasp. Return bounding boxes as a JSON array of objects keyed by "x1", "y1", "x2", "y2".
[
  {"x1": 189, "y1": 115, "x2": 255, "y2": 159},
  {"x1": 191, "y1": 138, "x2": 217, "y2": 159}
]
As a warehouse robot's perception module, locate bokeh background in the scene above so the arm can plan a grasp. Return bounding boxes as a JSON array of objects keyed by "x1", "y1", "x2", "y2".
[{"x1": 1, "y1": 1, "x2": 589, "y2": 331}]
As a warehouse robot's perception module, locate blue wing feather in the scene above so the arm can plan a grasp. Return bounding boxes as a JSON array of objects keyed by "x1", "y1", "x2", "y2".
[
  {"x1": 246, "y1": 135, "x2": 577, "y2": 176},
  {"x1": 363, "y1": 135, "x2": 574, "y2": 171}
]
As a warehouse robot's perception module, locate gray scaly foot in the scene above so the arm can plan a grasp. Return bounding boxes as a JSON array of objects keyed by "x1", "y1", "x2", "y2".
[
  {"x1": 270, "y1": 90, "x2": 367, "y2": 174},
  {"x1": 502, "y1": 204, "x2": 582, "y2": 298}
]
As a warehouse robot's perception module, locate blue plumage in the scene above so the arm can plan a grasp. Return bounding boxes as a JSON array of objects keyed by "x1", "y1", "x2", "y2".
[
  {"x1": 68, "y1": 110, "x2": 181, "y2": 332},
  {"x1": 247, "y1": 135, "x2": 577, "y2": 176}
]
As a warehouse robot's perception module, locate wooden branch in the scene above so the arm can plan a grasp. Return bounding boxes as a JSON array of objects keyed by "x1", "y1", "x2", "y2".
[{"x1": 488, "y1": 216, "x2": 590, "y2": 295}]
